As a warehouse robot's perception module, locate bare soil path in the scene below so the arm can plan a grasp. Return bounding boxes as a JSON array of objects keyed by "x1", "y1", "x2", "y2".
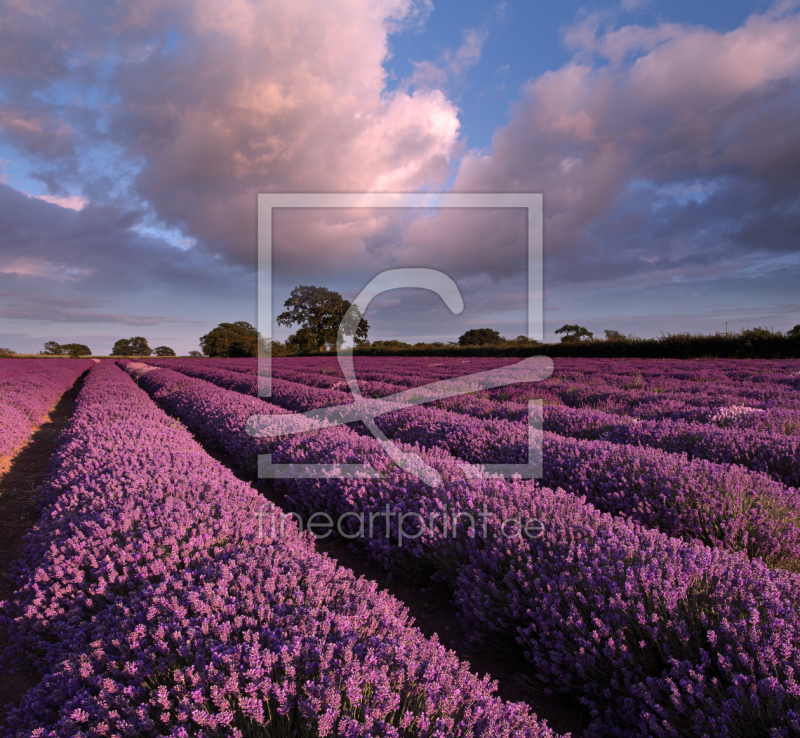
[
  {"x1": 0, "y1": 373, "x2": 86, "y2": 728},
  {"x1": 206, "y1": 446, "x2": 592, "y2": 737}
]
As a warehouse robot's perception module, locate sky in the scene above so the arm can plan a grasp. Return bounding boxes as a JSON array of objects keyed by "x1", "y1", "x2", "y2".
[{"x1": 1, "y1": 0, "x2": 799, "y2": 354}]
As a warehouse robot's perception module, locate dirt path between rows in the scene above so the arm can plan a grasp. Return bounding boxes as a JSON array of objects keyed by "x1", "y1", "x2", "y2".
[
  {"x1": 0, "y1": 373, "x2": 85, "y2": 729},
  {"x1": 195, "y1": 444, "x2": 591, "y2": 737}
]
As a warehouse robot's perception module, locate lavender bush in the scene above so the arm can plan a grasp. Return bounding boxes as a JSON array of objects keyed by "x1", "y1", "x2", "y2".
[
  {"x1": 0, "y1": 359, "x2": 93, "y2": 455},
  {"x1": 123, "y1": 359, "x2": 800, "y2": 737},
  {"x1": 2, "y1": 362, "x2": 556, "y2": 738}
]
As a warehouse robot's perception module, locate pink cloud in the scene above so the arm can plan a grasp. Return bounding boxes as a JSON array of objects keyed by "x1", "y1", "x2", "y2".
[
  {"x1": 106, "y1": 0, "x2": 461, "y2": 260},
  {"x1": 1, "y1": 0, "x2": 461, "y2": 264},
  {"x1": 33, "y1": 193, "x2": 87, "y2": 210}
]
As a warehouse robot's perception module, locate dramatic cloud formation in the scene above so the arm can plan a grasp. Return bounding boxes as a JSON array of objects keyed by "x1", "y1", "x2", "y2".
[
  {"x1": 456, "y1": 2, "x2": 800, "y2": 297},
  {"x1": 0, "y1": 0, "x2": 463, "y2": 349},
  {"x1": 1, "y1": 0, "x2": 460, "y2": 255},
  {"x1": 0, "y1": 0, "x2": 798, "y2": 349}
]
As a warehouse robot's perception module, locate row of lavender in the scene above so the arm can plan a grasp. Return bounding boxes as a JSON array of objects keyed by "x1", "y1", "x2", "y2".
[
  {"x1": 140, "y1": 359, "x2": 800, "y2": 522},
  {"x1": 251, "y1": 359, "x2": 800, "y2": 479},
  {"x1": 145, "y1": 356, "x2": 800, "y2": 435},
  {"x1": 126, "y1": 360, "x2": 800, "y2": 571},
  {"x1": 0, "y1": 359, "x2": 94, "y2": 456},
  {"x1": 180, "y1": 355, "x2": 800, "y2": 394},
  {"x1": 1, "y1": 361, "x2": 555, "y2": 737},
  {"x1": 123, "y1": 359, "x2": 800, "y2": 737},
  {"x1": 263, "y1": 358, "x2": 800, "y2": 430}
]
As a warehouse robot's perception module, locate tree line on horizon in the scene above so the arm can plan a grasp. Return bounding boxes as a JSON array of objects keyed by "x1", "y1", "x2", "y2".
[
  {"x1": 191, "y1": 287, "x2": 800, "y2": 359},
  {"x1": 4, "y1": 284, "x2": 799, "y2": 359}
]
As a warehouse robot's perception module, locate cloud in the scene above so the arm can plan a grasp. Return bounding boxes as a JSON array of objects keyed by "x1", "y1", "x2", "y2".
[
  {"x1": 0, "y1": 303, "x2": 197, "y2": 325},
  {"x1": 0, "y1": 0, "x2": 461, "y2": 268},
  {"x1": 0, "y1": 289, "x2": 206, "y2": 325},
  {"x1": 405, "y1": 26, "x2": 489, "y2": 91},
  {"x1": 34, "y1": 193, "x2": 87, "y2": 210},
  {"x1": 0, "y1": 183, "x2": 252, "y2": 298},
  {"x1": 454, "y1": 3, "x2": 800, "y2": 289},
  {"x1": 2, "y1": 0, "x2": 799, "y2": 340}
]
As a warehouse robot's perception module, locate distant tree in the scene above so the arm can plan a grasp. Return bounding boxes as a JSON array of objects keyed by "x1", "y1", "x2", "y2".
[
  {"x1": 604, "y1": 330, "x2": 625, "y2": 341},
  {"x1": 200, "y1": 322, "x2": 260, "y2": 357},
  {"x1": 285, "y1": 328, "x2": 318, "y2": 354},
  {"x1": 129, "y1": 337, "x2": 152, "y2": 356},
  {"x1": 788, "y1": 325, "x2": 800, "y2": 338},
  {"x1": 61, "y1": 343, "x2": 91, "y2": 357},
  {"x1": 111, "y1": 339, "x2": 133, "y2": 356},
  {"x1": 41, "y1": 341, "x2": 63, "y2": 355},
  {"x1": 154, "y1": 346, "x2": 176, "y2": 356},
  {"x1": 112, "y1": 337, "x2": 152, "y2": 356},
  {"x1": 277, "y1": 286, "x2": 369, "y2": 352},
  {"x1": 0, "y1": 347, "x2": 15, "y2": 358},
  {"x1": 268, "y1": 340, "x2": 287, "y2": 356},
  {"x1": 740, "y1": 327, "x2": 779, "y2": 340},
  {"x1": 188, "y1": 350, "x2": 203, "y2": 358},
  {"x1": 458, "y1": 328, "x2": 504, "y2": 346},
  {"x1": 555, "y1": 324, "x2": 594, "y2": 343},
  {"x1": 371, "y1": 339, "x2": 412, "y2": 350}
]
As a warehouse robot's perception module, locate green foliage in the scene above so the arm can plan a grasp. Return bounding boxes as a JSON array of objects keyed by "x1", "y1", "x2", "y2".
[
  {"x1": 41, "y1": 341, "x2": 63, "y2": 355},
  {"x1": 154, "y1": 346, "x2": 176, "y2": 357},
  {"x1": 740, "y1": 326, "x2": 781, "y2": 341},
  {"x1": 130, "y1": 337, "x2": 152, "y2": 356},
  {"x1": 555, "y1": 324, "x2": 594, "y2": 343},
  {"x1": 789, "y1": 325, "x2": 800, "y2": 338},
  {"x1": 277, "y1": 285, "x2": 369, "y2": 352},
  {"x1": 39, "y1": 341, "x2": 90, "y2": 356},
  {"x1": 351, "y1": 327, "x2": 800, "y2": 358},
  {"x1": 111, "y1": 339, "x2": 131, "y2": 356},
  {"x1": 372, "y1": 339, "x2": 413, "y2": 350},
  {"x1": 458, "y1": 328, "x2": 504, "y2": 346},
  {"x1": 188, "y1": 350, "x2": 203, "y2": 358},
  {"x1": 285, "y1": 328, "x2": 317, "y2": 354},
  {"x1": 200, "y1": 322, "x2": 260, "y2": 357},
  {"x1": 0, "y1": 347, "x2": 15, "y2": 358},
  {"x1": 604, "y1": 330, "x2": 625, "y2": 341},
  {"x1": 62, "y1": 343, "x2": 91, "y2": 357},
  {"x1": 269, "y1": 340, "x2": 287, "y2": 356},
  {"x1": 112, "y1": 337, "x2": 152, "y2": 356}
]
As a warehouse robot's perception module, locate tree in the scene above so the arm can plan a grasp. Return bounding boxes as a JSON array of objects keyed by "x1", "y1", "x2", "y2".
[
  {"x1": 277, "y1": 286, "x2": 369, "y2": 352},
  {"x1": 61, "y1": 343, "x2": 91, "y2": 357},
  {"x1": 154, "y1": 346, "x2": 176, "y2": 356},
  {"x1": 458, "y1": 328, "x2": 504, "y2": 346},
  {"x1": 788, "y1": 325, "x2": 800, "y2": 338},
  {"x1": 111, "y1": 339, "x2": 133, "y2": 356},
  {"x1": 112, "y1": 337, "x2": 152, "y2": 356},
  {"x1": 0, "y1": 347, "x2": 15, "y2": 358},
  {"x1": 269, "y1": 340, "x2": 287, "y2": 356},
  {"x1": 129, "y1": 337, "x2": 152, "y2": 356},
  {"x1": 188, "y1": 350, "x2": 203, "y2": 358},
  {"x1": 285, "y1": 328, "x2": 318, "y2": 354},
  {"x1": 371, "y1": 339, "x2": 412, "y2": 350},
  {"x1": 604, "y1": 330, "x2": 625, "y2": 341},
  {"x1": 555, "y1": 324, "x2": 594, "y2": 343},
  {"x1": 41, "y1": 341, "x2": 63, "y2": 355},
  {"x1": 740, "y1": 327, "x2": 779, "y2": 341},
  {"x1": 200, "y1": 322, "x2": 260, "y2": 357}
]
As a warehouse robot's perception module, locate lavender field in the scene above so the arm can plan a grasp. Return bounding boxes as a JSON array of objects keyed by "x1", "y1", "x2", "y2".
[{"x1": 3, "y1": 356, "x2": 800, "y2": 737}]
